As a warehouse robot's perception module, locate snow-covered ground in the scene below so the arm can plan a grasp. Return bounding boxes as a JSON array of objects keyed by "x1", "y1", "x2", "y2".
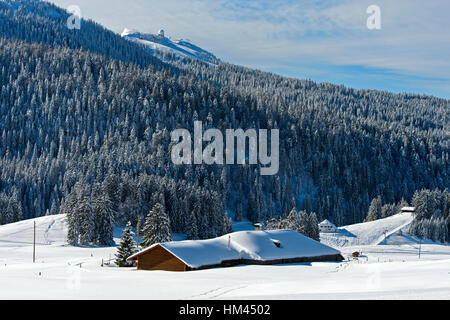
[{"x1": 1, "y1": 214, "x2": 449, "y2": 299}]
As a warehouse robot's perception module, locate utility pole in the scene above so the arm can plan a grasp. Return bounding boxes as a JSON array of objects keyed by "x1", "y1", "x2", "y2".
[
  {"x1": 383, "y1": 229, "x2": 388, "y2": 244},
  {"x1": 136, "y1": 215, "x2": 141, "y2": 249},
  {"x1": 33, "y1": 221, "x2": 36, "y2": 263},
  {"x1": 418, "y1": 239, "x2": 422, "y2": 259}
]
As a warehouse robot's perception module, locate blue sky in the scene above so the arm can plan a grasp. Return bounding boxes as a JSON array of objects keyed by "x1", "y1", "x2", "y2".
[{"x1": 49, "y1": 0, "x2": 450, "y2": 98}]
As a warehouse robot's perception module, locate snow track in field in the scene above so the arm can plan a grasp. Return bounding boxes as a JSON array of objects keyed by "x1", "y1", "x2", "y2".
[
  {"x1": 186, "y1": 285, "x2": 249, "y2": 299},
  {"x1": 44, "y1": 219, "x2": 56, "y2": 245}
]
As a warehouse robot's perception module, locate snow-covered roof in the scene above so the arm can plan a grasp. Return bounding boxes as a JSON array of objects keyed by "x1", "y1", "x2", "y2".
[
  {"x1": 401, "y1": 207, "x2": 415, "y2": 212},
  {"x1": 128, "y1": 229, "x2": 341, "y2": 268},
  {"x1": 319, "y1": 220, "x2": 336, "y2": 228}
]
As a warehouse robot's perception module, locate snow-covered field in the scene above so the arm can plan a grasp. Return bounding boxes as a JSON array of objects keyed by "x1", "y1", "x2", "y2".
[{"x1": 1, "y1": 214, "x2": 449, "y2": 299}]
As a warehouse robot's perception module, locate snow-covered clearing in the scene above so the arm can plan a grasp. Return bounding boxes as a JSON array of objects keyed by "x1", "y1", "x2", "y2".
[{"x1": 1, "y1": 214, "x2": 449, "y2": 299}]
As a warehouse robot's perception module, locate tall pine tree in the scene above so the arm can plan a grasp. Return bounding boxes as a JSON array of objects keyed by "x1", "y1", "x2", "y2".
[
  {"x1": 115, "y1": 221, "x2": 136, "y2": 267},
  {"x1": 142, "y1": 203, "x2": 172, "y2": 247}
]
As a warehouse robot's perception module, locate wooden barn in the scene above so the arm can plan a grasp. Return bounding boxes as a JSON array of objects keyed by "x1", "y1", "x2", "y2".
[{"x1": 128, "y1": 229, "x2": 344, "y2": 271}]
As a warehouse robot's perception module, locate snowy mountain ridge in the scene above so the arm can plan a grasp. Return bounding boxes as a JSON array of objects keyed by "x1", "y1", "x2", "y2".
[{"x1": 121, "y1": 28, "x2": 220, "y2": 64}]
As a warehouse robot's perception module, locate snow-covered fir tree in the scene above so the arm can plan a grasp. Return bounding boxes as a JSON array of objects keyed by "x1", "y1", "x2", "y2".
[
  {"x1": 115, "y1": 221, "x2": 136, "y2": 267},
  {"x1": 185, "y1": 211, "x2": 199, "y2": 240},
  {"x1": 142, "y1": 203, "x2": 172, "y2": 247},
  {"x1": 223, "y1": 215, "x2": 233, "y2": 234},
  {"x1": 365, "y1": 196, "x2": 383, "y2": 222}
]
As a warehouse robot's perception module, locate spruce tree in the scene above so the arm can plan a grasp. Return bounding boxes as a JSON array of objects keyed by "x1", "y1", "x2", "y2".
[
  {"x1": 223, "y1": 214, "x2": 233, "y2": 234},
  {"x1": 287, "y1": 208, "x2": 307, "y2": 234},
  {"x1": 185, "y1": 211, "x2": 199, "y2": 240},
  {"x1": 78, "y1": 199, "x2": 95, "y2": 246},
  {"x1": 365, "y1": 196, "x2": 383, "y2": 222},
  {"x1": 308, "y1": 212, "x2": 320, "y2": 241},
  {"x1": 142, "y1": 203, "x2": 172, "y2": 247},
  {"x1": 115, "y1": 221, "x2": 136, "y2": 267},
  {"x1": 92, "y1": 193, "x2": 115, "y2": 246}
]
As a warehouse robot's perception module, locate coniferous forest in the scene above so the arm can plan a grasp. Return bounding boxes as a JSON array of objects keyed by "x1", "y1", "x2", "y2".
[{"x1": 0, "y1": 0, "x2": 448, "y2": 243}]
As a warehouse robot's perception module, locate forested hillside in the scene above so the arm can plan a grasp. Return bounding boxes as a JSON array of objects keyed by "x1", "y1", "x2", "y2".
[
  {"x1": 0, "y1": 0, "x2": 165, "y2": 69},
  {"x1": 0, "y1": 1, "x2": 448, "y2": 240}
]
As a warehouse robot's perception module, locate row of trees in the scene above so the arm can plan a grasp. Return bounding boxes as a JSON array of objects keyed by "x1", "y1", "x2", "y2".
[
  {"x1": 408, "y1": 189, "x2": 449, "y2": 243},
  {"x1": 265, "y1": 208, "x2": 320, "y2": 241},
  {"x1": 62, "y1": 180, "x2": 115, "y2": 246},
  {"x1": 60, "y1": 173, "x2": 232, "y2": 244},
  {"x1": 365, "y1": 196, "x2": 409, "y2": 222}
]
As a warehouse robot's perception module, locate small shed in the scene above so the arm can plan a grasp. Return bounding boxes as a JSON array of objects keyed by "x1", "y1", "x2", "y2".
[
  {"x1": 319, "y1": 219, "x2": 337, "y2": 233},
  {"x1": 128, "y1": 229, "x2": 344, "y2": 271}
]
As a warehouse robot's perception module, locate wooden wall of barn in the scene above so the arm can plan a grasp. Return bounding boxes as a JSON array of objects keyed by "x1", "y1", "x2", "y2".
[{"x1": 136, "y1": 245, "x2": 187, "y2": 271}]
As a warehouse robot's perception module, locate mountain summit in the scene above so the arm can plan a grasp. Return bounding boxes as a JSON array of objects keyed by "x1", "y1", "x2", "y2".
[{"x1": 121, "y1": 28, "x2": 220, "y2": 64}]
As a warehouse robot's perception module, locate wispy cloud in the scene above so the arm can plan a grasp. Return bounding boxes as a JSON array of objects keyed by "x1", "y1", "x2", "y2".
[{"x1": 49, "y1": 0, "x2": 450, "y2": 97}]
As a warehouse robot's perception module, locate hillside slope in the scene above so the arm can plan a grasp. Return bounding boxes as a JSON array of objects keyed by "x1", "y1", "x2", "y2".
[
  {"x1": 0, "y1": 0, "x2": 165, "y2": 68},
  {"x1": 320, "y1": 213, "x2": 416, "y2": 247},
  {"x1": 0, "y1": 214, "x2": 67, "y2": 247}
]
